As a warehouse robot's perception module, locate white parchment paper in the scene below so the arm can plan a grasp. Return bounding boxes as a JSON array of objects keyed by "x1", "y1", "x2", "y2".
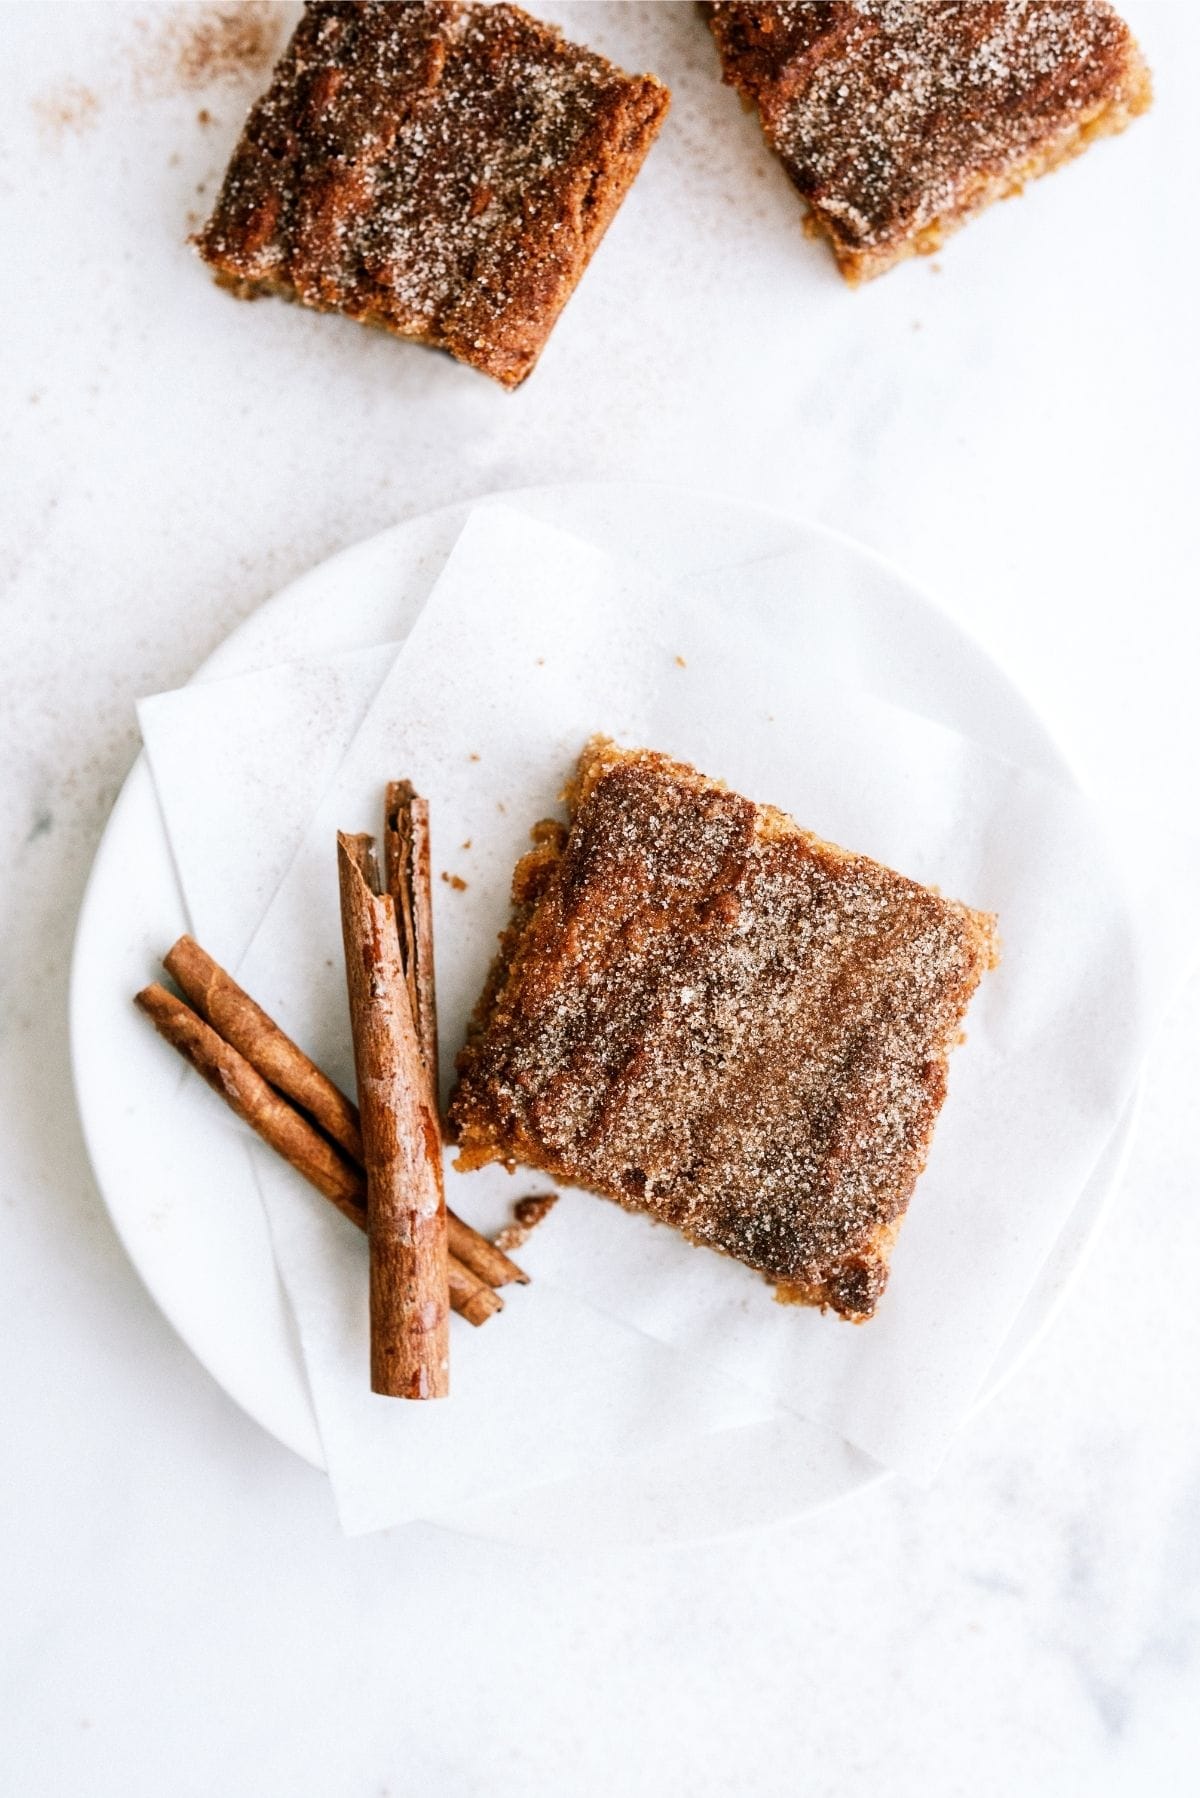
[
  {"x1": 139, "y1": 641, "x2": 775, "y2": 1535},
  {"x1": 138, "y1": 507, "x2": 1195, "y2": 1529},
  {"x1": 138, "y1": 644, "x2": 399, "y2": 970}
]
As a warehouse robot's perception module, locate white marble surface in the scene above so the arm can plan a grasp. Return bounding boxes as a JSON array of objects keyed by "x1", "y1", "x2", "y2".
[{"x1": 3, "y1": 3, "x2": 1198, "y2": 1792}]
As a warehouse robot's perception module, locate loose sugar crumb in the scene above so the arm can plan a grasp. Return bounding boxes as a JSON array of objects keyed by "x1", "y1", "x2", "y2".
[{"x1": 495, "y1": 1192, "x2": 559, "y2": 1254}]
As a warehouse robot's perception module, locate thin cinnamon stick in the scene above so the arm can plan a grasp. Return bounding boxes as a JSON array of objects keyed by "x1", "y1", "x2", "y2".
[
  {"x1": 338, "y1": 832, "x2": 450, "y2": 1400},
  {"x1": 447, "y1": 1257, "x2": 504, "y2": 1326},
  {"x1": 159, "y1": 934, "x2": 526, "y2": 1289},
  {"x1": 164, "y1": 934, "x2": 362, "y2": 1161},
  {"x1": 444, "y1": 1211, "x2": 526, "y2": 1289},
  {"x1": 134, "y1": 983, "x2": 365, "y2": 1225},
  {"x1": 135, "y1": 982, "x2": 498, "y2": 1325}
]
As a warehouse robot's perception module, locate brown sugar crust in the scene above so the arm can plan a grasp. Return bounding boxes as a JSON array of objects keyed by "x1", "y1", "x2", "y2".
[
  {"x1": 450, "y1": 739, "x2": 998, "y2": 1320},
  {"x1": 704, "y1": 1, "x2": 1151, "y2": 282},
  {"x1": 195, "y1": 1, "x2": 669, "y2": 386}
]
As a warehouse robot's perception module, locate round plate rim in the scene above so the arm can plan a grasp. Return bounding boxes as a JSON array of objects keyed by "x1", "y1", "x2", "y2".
[{"x1": 69, "y1": 479, "x2": 1141, "y2": 1538}]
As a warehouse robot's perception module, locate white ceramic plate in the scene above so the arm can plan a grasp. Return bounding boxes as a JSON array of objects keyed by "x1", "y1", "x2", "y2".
[{"x1": 70, "y1": 484, "x2": 1139, "y2": 1547}]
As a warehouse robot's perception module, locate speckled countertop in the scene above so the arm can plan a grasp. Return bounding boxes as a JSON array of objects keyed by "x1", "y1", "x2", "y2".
[{"x1": 2, "y1": 4, "x2": 1197, "y2": 1793}]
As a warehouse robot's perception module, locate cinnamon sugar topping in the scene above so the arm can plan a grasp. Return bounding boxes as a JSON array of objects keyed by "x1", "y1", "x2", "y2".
[
  {"x1": 195, "y1": 1, "x2": 669, "y2": 386},
  {"x1": 705, "y1": 0, "x2": 1150, "y2": 280},
  {"x1": 450, "y1": 739, "x2": 997, "y2": 1320}
]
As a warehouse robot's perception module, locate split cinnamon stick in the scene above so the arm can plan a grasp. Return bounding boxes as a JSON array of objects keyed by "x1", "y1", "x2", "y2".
[
  {"x1": 384, "y1": 787, "x2": 529, "y2": 1291},
  {"x1": 135, "y1": 982, "x2": 500, "y2": 1325},
  {"x1": 338, "y1": 831, "x2": 450, "y2": 1400},
  {"x1": 385, "y1": 782, "x2": 439, "y2": 1103},
  {"x1": 158, "y1": 934, "x2": 525, "y2": 1289}
]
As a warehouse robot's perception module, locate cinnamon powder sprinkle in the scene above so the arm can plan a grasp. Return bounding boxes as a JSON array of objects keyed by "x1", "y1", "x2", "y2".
[
  {"x1": 169, "y1": 3, "x2": 282, "y2": 91},
  {"x1": 33, "y1": 82, "x2": 100, "y2": 143},
  {"x1": 33, "y1": 4, "x2": 283, "y2": 144}
]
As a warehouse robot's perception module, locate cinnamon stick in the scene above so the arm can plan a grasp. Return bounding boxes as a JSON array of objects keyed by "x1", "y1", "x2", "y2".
[
  {"x1": 135, "y1": 982, "x2": 499, "y2": 1325},
  {"x1": 385, "y1": 782, "x2": 439, "y2": 1102},
  {"x1": 447, "y1": 1257, "x2": 504, "y2": 1326},
  {"x1": 134, "y1": 983, "x2": 365, "y2": 1225},
  {"x1": 159, "y1": 934, "x2": 526, "y2": 1289},
  {"x1": 337, "y1": 832, "x2": 450, "y2": 1400},
  {"x1": 383, "y1": 788, "x2": 529, "y2": 1291},
  {"x1": 445, "y1": 1210, "x2": 526, "y2": 1289},
  {"x1": 164, "y1": 934, "x2": 362, "y2": 1161}
]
